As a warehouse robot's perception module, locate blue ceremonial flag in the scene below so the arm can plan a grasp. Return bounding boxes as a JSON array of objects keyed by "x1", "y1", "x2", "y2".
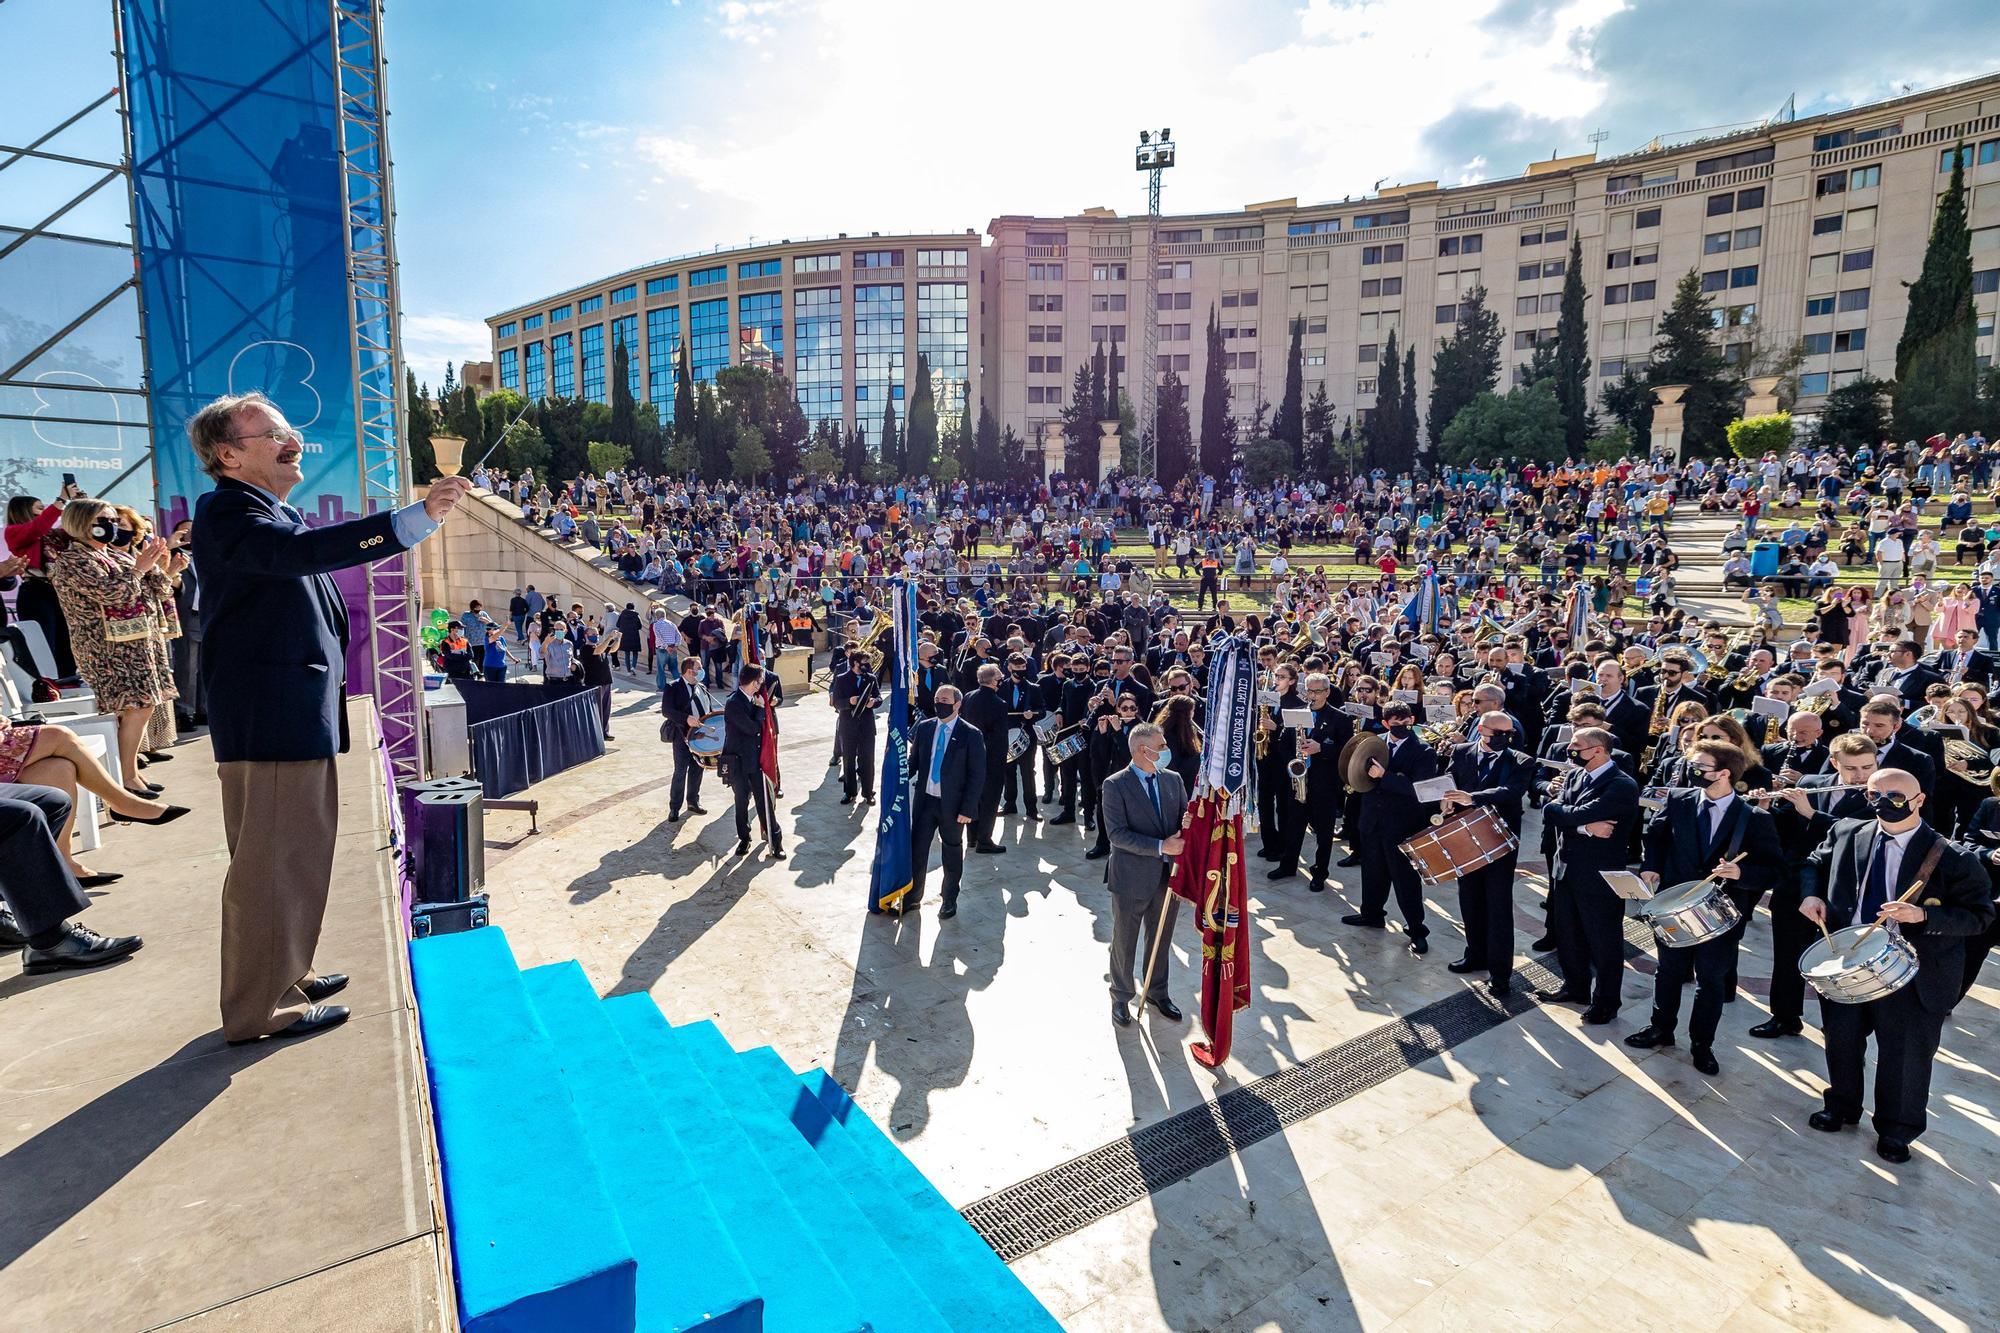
[
  {"x1": 868, "y1": 578, "x2": 918, "y2": 912},
  {"x1": 1566, "y1": 582, "x2": 1591, "y2": 644},
  {"x1": 1401, "y1": 568, "x2": 1441, "y2": 637}
]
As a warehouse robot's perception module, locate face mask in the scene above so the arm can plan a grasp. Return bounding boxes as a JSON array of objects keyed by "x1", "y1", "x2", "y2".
[
  {"x1": 1868, "y1": 793, "x2": 1913, "y2": 822},
  {"x1": 1482, "y1": 732, "x2": 1509, "y2": 751},
  {"x1": 1157, "y1": 747, "x2": 1173, "y2": 769},
  {"x1": 1567, "y1": 748, "x2": 1587, "y2": 765},
  {"x1": 1386, "y1": 723, "x2": 1413, "y2": 740}
]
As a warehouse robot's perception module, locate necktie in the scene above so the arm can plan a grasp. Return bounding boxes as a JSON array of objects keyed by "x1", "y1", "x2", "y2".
[
  {"x1": 280, "y1": 502, "x2": 305, "y2": 525},
  {"x1": 931, "y1": 724, "x2": 950, "y2": 787},
  {"x1": 1861, "y1": 837, "x2": 1890, "y2": 925},
  {"x1": 1144, "y1": 771, "x2": 1161, "y2": 821},
  {"x1": 1702, "y1": 798, "x2": 1721, "y2": 845}
]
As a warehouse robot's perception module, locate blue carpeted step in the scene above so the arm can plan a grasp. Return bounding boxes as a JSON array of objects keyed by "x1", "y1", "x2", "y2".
[
  {"x1": 410, "y1": 929, "x2": 637, "y2": 1333},
  {"x1": 604, "y1": 997, "x2": 868, "y2": 1333},
  {"x1": 662, "y1": 1020, "x2": 951, "y2": 1333},
  {"x1": 800, "y1": 1068, "x2": 1061, "y2": 1333},
  {"x1": 520, "y1": 963, "x2": 762, "y2": 1333}
]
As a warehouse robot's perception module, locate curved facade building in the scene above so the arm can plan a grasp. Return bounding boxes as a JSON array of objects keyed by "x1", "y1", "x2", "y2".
[{"x1": 489, "y1": 73, "x2": 2000, "y2": 463}]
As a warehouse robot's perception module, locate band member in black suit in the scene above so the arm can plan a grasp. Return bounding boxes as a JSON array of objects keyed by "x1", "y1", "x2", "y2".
[
  {"x1": 1625, "y1": 740, "x2": 1784, "y2": 1075},
  {"x1": 1639, "y1": 651, "x2": 1712, "y2": 718},
  {"x1": 1273, "y1": 671, "x2": 1353, "y2": 891},
  {"x1": 830, "y1": 648, "x2": 879, "y2": 805},
  {"x1": 1437, "y1": 711, "x2": 1533, "y2": 995},
  {"x1": 1757, "y1": 735, "x2": 1877, "y2": 1037},
  {"x1": 1049, "y1": 654, "x2": 1097, "y2": 826},
  {"x1": 723, "y1": 665, "x2": 782, "y2": 859},
  {"x1": 999, "y1": 652, "x2": 1044, "y2": 818},
  {"x1": 1953, "y1": 783, "x2": 2000, "y2": 1002},
  {"x1": 1084, "y1": 692, "x2": 1143, "y2": 859},
  {"x1": 912, "y1": 641, "x2": 947, "y2": 721},
  {"x1": 1759, "y1": 710, "x2": 1829, "y2": 783},
  {"x1": 1592, "y1": 660, "x2": 1653, "y2": 767},
  {"x1": 663, "y1": 655, "x2": 711, "y2": 821},
  {"x1": 1257, "y1": 663, "x2": 1304, "y2": 861},
  {"x1": 1924, "y1": 627, "x2": 1996, "y2": 687},
  {"x1": 1538, "y1": 725, "x2": 1642, "y2": 1022},
  {"x1": 1873, "y1": 639, "x2": 1944, "y2": 714},
  {"x1": 959, "y1": 662, "x2": 1010, "y2": 853},
  {"x1": 1801, "y1": 768, "x2": 1995, "y2": 1162},
  {"x1": 909, "y1": 684, "x2": 985, "y2": 919},
  {"x1": 827, "y1": 652, "x2": 850, "y2": 769},
  {"x1": 1857, "y1": 699, "x2": 1938, "y2": 806},
  {"x1": 1037, "y1": 651, "x2": 1068, "y2": 806},
  {"x1": 1342, "y1": 700, "x2": 1440, "y2": 955}
]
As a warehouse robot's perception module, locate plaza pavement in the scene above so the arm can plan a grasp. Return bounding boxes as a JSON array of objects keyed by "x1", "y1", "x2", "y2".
[{"x1": 482, "y1": 681, "x2": 2000, "y2": 1332}]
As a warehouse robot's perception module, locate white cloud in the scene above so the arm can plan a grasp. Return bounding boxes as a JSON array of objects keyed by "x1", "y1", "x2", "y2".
[{"x1": 401, "y1": 313, "x2": 494, "y2": 394}]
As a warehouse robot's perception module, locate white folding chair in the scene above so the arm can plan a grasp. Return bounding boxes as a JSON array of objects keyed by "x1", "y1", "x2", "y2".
[
  {"x1": 1, "y1": 643, "x2": 124, "y2": 783},
  {"x1": 10, "y1": 620, "x2": 73, "y2": 684}
]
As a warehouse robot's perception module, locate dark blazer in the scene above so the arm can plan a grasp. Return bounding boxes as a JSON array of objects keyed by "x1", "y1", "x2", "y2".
[
  {"x1": 829, "y1": 668, "x2": 878, "y2": 737},
  {"x1": 1760, "y1": 740, "x2": 1828, "y2": 778},
  {"x1": 1874, "y1": 737, "x2": 1938, "y2": 792},
  {"x1": 722, "y1": 688, "x2": 767, "y2": 767},
  {"x1": 1302, "y1": 707, "x2": 1356, "y2": 796},
  {"x1": 1446, "y1": 741, "x2": 1532, "y2": 832},
  {"x1": 1641, "y1": 790, "x2": 1783, "y2": 910},
  {"x1": 1878, "y1": 664, "x2": 1944, "y2": 714},
  {"x1": 1543, "y1": 763, "x2": 1641, "y2": 886},
  {"x1": 910, "y1": 716, "x2": 985, "y2": 822},
  {"x1": 959, "y1": 685, "x2": 1010, "y2": 768},
  {"x1": 1922, "y1": 646, "x2": 1996, "y2": 686},
  {"x1": 1802, "y1": 818, "x2": 1995, "y2": 1013},
  {"x1": 1359, "y1": 733, "x2": 1440, "y2": 838},
  {"x1": 192, "y1": 476, "x2": 407, "y2": 763},
  {"x1": 1600, "y1": 690, "x2": 1653, "y2": 760},
  {"x1": 662, "y1": 676, "x2": 706, "y2": 729}
]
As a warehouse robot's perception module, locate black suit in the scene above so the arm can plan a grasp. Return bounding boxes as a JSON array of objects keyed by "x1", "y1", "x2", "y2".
[
  {"x1": 1954, "y1": 795, "x2": 2000, "y2": 1002},
  {"x1": 1544, "y1": 762, "x2": 1642, "y2": 1013},
  {"x1": 1759, "y1": 740, "x2": 1828, "y2": 780},
  {"x1": 959, "y1": 685, "x2": 1010, "y2": 846},
  {"x1": 662, "y1": 676, "x2": 709, "y2": 815},
  {"x1": 1444, "y1": 742, "x2": 1532, "y2": 983},
  {"x1": 830, "y1": 668, "x2": 879, "y2": 801},
  {"x1": 1873, "y1": 738, "x2": 1938, "y2": 814},
  {"x1": 722, "y1": 688, "x2": 776, "y2": 847},
  {"x1": 1639, "y1": 792, "x2": 1783, "y2": 1047},
  {"x1": 910, "y1": 715, "x2": 986, "y2": 911},
  {"x1": 1278, "y1": 706, "x2": 1355, "y2": 881},
  {"x1": 1803, "y1": 819, "x2": 1994, "y2": 1142},
  {"x1": 1767, "y1": 776, "x2": 1872, "y2": 1027},
  {"x1": 1876, "y1": 663, "x2": 1944, "y2": 714},
  {"x1": 1599, "y1": 690, "x2": 1653, "y2": 767},
  {"x1": 1923, "y1": 646, "x2": 1996, "y2": 686},
  {"x1": 1357, "y1": 733, "x2": 1441, "y2": 937},
  {"x1": 999, "y1": 676, "x2": 1043, "y2": 815}
]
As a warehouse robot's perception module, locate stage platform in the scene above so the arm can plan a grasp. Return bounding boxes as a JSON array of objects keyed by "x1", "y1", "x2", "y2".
[{"x1": 0, "y1": 704, "x2": 446, "y2": 1332}]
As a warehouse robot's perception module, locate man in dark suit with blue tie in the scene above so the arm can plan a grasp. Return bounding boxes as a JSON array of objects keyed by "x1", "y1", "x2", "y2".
[
  {"x1": 1101, "y1": 721, "x2": 1187, "y2": 1027},
  {"x1": 1801, "y1": 768, "x2": 1993, "y2": 1162},
  {"x1": 909, "y1": 684, "x2": 985, "y2": 919},
  {"x1": 1974, "y1": 570, "x2": 2000, "y2": 652},
  {"x1": 189, "y1": 391, "x2": 470, "y2": 1043},
  {"x1": 1625, "y1": 740, "x2": 1783, "y2": 1075},
  {"x1": 1538, "y1": 725, "x2": 1641, "y2": 1023},
  {"x1": 1437, "y1": 711, "x2": 1532, "y2": 996}
]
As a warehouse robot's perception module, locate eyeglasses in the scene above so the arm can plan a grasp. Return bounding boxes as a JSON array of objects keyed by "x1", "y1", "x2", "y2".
[{"x1": 226, "y1": 426, "x2": 304, "y2": 447}]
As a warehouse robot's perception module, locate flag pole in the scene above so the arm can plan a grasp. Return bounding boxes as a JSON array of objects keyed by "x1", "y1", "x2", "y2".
[{"x1": 1135, "y1": 797, "x2": 1197, "y2": 1020}]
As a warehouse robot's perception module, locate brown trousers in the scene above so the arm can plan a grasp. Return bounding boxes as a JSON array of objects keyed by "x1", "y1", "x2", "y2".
[{"x1": 219, "y1": 758, "x2": 338, "y2": 1040}]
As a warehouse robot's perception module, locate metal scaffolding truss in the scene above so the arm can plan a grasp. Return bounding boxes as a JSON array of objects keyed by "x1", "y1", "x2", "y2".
[{"x1": 331, "y1": 0, "x2": 421, "y2": 780}]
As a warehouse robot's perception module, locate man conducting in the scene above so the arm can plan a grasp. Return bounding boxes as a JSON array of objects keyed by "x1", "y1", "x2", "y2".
[
  {"x1": 190, "y1": 391, "x2": 470, "y2": 1043},
  {"x1": 1101, "y1": 721, "x2": 1188, "y2": 1028}
]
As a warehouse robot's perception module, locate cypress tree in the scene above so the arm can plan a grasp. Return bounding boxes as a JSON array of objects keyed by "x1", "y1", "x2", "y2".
[
  {"x1": 1425, "y1": 284, "x2": 1503, "y2": 446},
  {"x1": 906, "y1": 353, "x2": 939, "y2": 476},
  {"x1": 1157, "y1": 368, "x2": 1194, "y2": 486},
  {"x1": 672, "y1": 341, "x2": 696, "y2": 439},
  {"x1": 1651, "y1": 268, "x2": 1741, "y2": 456},
  {"x1": 1103, "y1": 341, "x2": 1122, "y2": 431},
  {"x1": 842, "y1": 422, "x2": 865, "y2": 479},
  {"x1": 1373, "y1": 328, "x2": 1403, "y2": 471},
  {"x1": 1895, "y1": 145, "x2": 1978, "y2": 441},
  {"x1": 405, "y1": 366, "x2": 437, "y2": 483},
  {"x1": 879, "y1": 399, "x2": 901, "y2": 476},
  {"x1": 1400, "y1": 343, "x2": 1420, "y2": 468},
  {"x1": 1061, "y1": 356, "x2": 1099, "y2": 476},
  {"x1": 1302, "y1": 380, "x2": 1333, "y2": 477},
  {"x1": 694, "y1": 383, "x2": 730, "y2": 479},
  {"x1": 1273, "y1": 316, "x2": 1305, "y2": 469},
  {"x1": 1553, "y1": 233, "x2": 1592, "y2": 455},
  {"x1": 1198, "y1": 305, "x2": 1233, "y2": 477},
  {"x1": 973, "y1": 399, "x2": 1001, "y2": 481},
  {"x1": 609, "y1": 336, "x2": 637, "y2": 449}
]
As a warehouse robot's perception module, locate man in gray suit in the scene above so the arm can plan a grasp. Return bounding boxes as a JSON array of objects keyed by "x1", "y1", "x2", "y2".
[{"x1": 1102, "y1": 722, "x2": 1188, "y2": 1027}]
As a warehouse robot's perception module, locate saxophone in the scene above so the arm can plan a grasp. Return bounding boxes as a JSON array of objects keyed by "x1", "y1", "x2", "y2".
[
  {"x1": 1647, "y1": 681, "x2": 1671, "y2": 738},
  {"x1": 1255, "y1": 671, "x2": 1274, "y2": 760},
  {"x1": 1288, "y1": 728, "x2": 1309, "y2": 802}
]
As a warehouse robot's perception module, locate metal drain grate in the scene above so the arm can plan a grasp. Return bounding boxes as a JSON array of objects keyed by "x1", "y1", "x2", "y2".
[{"x1": 961, "y1": 954, "x2": 1565, "y2": 1262}]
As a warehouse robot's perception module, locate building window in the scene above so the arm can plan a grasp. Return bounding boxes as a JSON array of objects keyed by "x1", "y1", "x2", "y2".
[
  {"x1": 1706, "y1": 193, "x2": 1735, "y2": 217},
  {"x1": 1703, "y1": 232, "x2": 1732, "y2": 254},
  {"x1": 1975, "y1": 226, "x2": 2000, "y2": 252},
  {"x1": 1814, "y1": 122, "x2": 1900, "y2": 152},
  {"x1": 496, "y1": 320, "x2": 517, "y2": 338},
  {"x1": 1813, "y1": 215, "x2": 1844, "y2": 236},
  {"x1": 739, "y1": 290, "x2": 784, "y2": 363},
  {"x1": 1695, "y1": 145, "x2": 1774, "y2": 176},
  {"x1": 498, "y1": 346, "x2": 518, "y2": 390},
  {"x1": 1361, "y1": 243, "x2": 1405, "y2": 265},
  {"x1": 1162, "y1": 227, "x2": 1206, "y2": 243},
  {"x1": 917, "y1": 282, "x2": 970, "y2": 428},
  {"x1": 611, "y1": 314, "x2": 638, "y2": 397},
  {"x1": 1214, "y1": 224, "x2": 1263, "y2": 241},
  {"x1": 1737, "y1": 187, "x2": 1765, "y2": 210},
  {"x1": 1089, "y1": 293, "x2": 1126, "y2": 312},
  {"x1": 1850, "y1": 165, "x2": 1880, "y2": 190},
  {"x1": 690, "y1": 266, "x2": 727, "y2": 287},
  {"x1": 1359, "y1": 343, "x2": 1378, "y2": 363},
  {"x1": 853, "y1": 283, "x2": 905, "y2": 443},
  {"x1": 549, "y1": 304, "x2": 572, "y2": 323},
  {"x1": 1632, "y1": 280, "x2": 1657, "y2": 302},
  {"x1": 1518, "y1": 263, "x2": 1541, "y2": 282},
  {"x1": 1516, "y1": 295, "x2": 1540, "y2": 315},
  {"x1": 1286, "y1": 220, "x2": 1338, "y2": 236},
  {"x1": 1972, "y1": 269, "x2": 2000, "y2": 295},
  {"x1": 1805, "y1": 296, "x2": 1835, "y2": 317},
  {"x1": 1724, "y1": 303, "x2": 1755, "y2": 327},
  {"x1": 689, "y1": 297, "x2": 728, "y2": 384},
  {"x1": 646, "y1": 275, "x2": 678, "y2": 295},
  {"x1": 1546, "y1": 225, "x2": 1568, "y2": 243},
  {"x1": 1730, "y1": 265, "x2": 1759, "y2": 288},
  {"x1": 524, "y1": 340, "x2": 545, "y2": 398},
  {"x1": 737, "y1": 258, "x2": 782, "y2": 280},
  {"x1": 1815, "y1": 171, "x2": 1848, "y2": 199},
  {"x1": 1838, "y1": 288, "x2": 1871, "y2": 312},
  {"x1": 853, "y1": 250, "x2": 903, "y2": 269},
  {"x1": 1028, "y1": 263, "x2": 1063, "y2": 281},
  {"x1": 1305, "y1": 352, "x2": 1326, "y2": 366},
  {"x1": 1835, "y1": 329, "x2": 1867, "y2": 353},
  {"x1": 1353, "y1": 210, "x2": 1409, "y2": 229},
  {"x1": 1847, "y1": 206, "x2": 1876, "y2": 232},
  {"x1": 1156, "y1": 261, "x2": 1193, "y2": 280},
  {"x1": 1842, "y1": 249, "x2": 1874, "y2": 272},
  {"x1": 579, "y1": 295, "x2": 603, "y2": 314},
  {"x1": 1027, "y1": 293, "x2": 1058, "y2": 313},
  {"x1": 1436, "y1": 304, "x2": 1457, "y2": 323},
  {"x1": 1608, "y1": 249, "x2": 1632, "y2": 268},
  {"x1": 1803, "y1": 333, "x2": 1832, "y2": 355},
  {"x1": 1357, "y1": 378, "x2": 1378, "y2": 395},
  {"x1": 1157, "y1": 290, "x2": 1191, "y2": 310},
  {"x1": 1437, "y1": 234, "x2": 1483, "y2": 256},
  {"x1": 1701, "y1": 270, "x2": 1728, "y2": 293},
  {"x1": 1733, "y1": 226, "x2": 1762, "y2": 249},
  {"x1": 917, "y1": 249, "x2": 967, "y2": 267},
  {"x1": 1092, "y1": 263, "x2": 1127, "y2": 281},
  {"x1": 611, "y1": 284, "x2": 637, "y2": 304},
  {"x1": 1636, "y1": 207, "x2": 1661, "y2": 229},
  {"x1": 1799, "y1": 371, "x2": 1830, "y2": 395},
  {"x1": 794, "y1": 253, "x2": 840, "y2": 275},
  {"x1": 549, "y1": 331, "x2": 574, "y2": 396},
  {"x1": 646, "y1": 306, "x2": 681, "y2": 420},
  {"x1": 1600, "y1": 358, "x2": 1624, "y2": 378},
  {"x1": 1026, "y1": 231, "x2": 1065, "y2": 245},
  {"x1": 1606, "y1": 285, "x2": 1629, "y2": 305},
  {"x1": 1307, "y1": 316, "x2": 1327, "y2": 334}
]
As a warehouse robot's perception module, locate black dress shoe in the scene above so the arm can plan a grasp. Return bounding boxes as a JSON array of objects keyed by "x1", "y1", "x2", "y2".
[
  {"x1": 667, "y1": 810, "x2": 684, "y2": 822},
  {"x1": 1268, "y1": 867, "x2": 1297, "y2": 881},
  {"x1": 840, "y1": 795, "x2": 855, "y2": 805},
  {"x1": 230, "y1": 1004, "x2": 350, "y2": 1045},
  {"x1": 1690, "y1": 1046, "x2": 1720, "y2": 1076},
  {"x1": 1048, "y1": 812, "x2": 1075, "y2": 826},
  {"x1": 1487, "y1": 976, "x2": 1513, "y2": 998},
  {"x1": 76, "y1": 872, "x2": 124, "y2": 888},
  {"x1": 1258, "y1": 848, "x2": 1280, "y2": 861},
  {"x1": 770, "y1": 845, "x2": 786, "y2": 860},
  {"x1": 1624, "y1": 1026, "x2": 1675, "y2": 1049},
  {"x1": 1308, "y1": 876, "x2": 1328, "y2": 893},
  {"x1": 1335, "y1": 853, "x2": 1361, "y2": 867},
  {"x1": 1530, "y1": 935, "x2": 1556, "y2": 952},
  {"x1": 142, "y1": 750, "x2": 174, "y2": 763},
  {"x1": 974, "y1": 843, "x2": 1007, "y2": 854},
  {"x1": 735, "y1": 840, "x2": 751, "y2": 856},
  {"x1": 688, "y1": 804, "x2": 709, "y2": 815},
  {"x1": 0, "y1": 907, "x2": 28, "y2": 951},
  {"x1": 1748, "y1": 1017, "x2": 1803, "y2": 1039},
  {"x1": 1339, "y1": 913, "x2": 1386, "y2": 928},
  {"x1": 1024, "y1": 809, "x2": 1040, "y2": 820},
  {"x1": 1151, "y1": 996, "x2": 1185, "y2": 1023},
  {"x1": 1111, "y1": 1000, "x2": 1133, "y2": 1027},
  {"x1": 1875, "y1": 1137, "x2": 1912, "y2": 1164},
  {"x1": 21, "y1": 922, "x2": 143, "y2": 973},
  {"x1": 1000, "y1": 805, "x2": 1017, "y2": 816},
  {"x1": 123, "y1": 783, "x2": 165, "y2": 798},
  {"x1": 938, "y1": 902, "x2": 957, "y2": 920},
  {"x1": 1808, "y1": 1109, "x2": 1855, "y2": 1133},
  {"x1": 1581, "y1": 1007, "x2": 1618, "y2": 1025},
  {"x1": 110, "y1": 803, "x2": 190, "y2": 827},
  {"x1": 1408, "y1": 936, "x2": 1430, "y2": 957},
  {"x1": 303, "y1": 973, "x2": 350, "y2": 1002},
  {"x1": 1084, "y1": 846, "x2": 1110, "y2": 861},
  {"x1": 1447, "y1": 956, "x2": 1485, "y2": 974}
]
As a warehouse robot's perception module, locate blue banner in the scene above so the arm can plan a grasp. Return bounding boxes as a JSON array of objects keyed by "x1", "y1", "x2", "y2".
[
  {"x1": 868, "y1": 578, "x2": 916, "y2": 912},
  {"x1": 121, "y1": 0, "x2": 365, "y2": 534}
]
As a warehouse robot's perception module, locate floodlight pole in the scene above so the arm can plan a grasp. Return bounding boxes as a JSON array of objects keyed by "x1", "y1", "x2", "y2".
[{"x1": 1135, "y1": 129, "x2": 1174, "y2": 477}]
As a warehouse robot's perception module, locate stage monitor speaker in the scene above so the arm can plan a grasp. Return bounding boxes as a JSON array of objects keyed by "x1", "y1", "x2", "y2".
[{"x1": 413, "y1": 788, "x2": 486, "y2": 904}]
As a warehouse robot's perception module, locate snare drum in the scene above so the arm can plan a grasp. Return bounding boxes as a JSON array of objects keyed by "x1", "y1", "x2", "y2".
[
  {"x1": 687, "y1": 713, "x2": 728, "y2": 769},
  {"x1": 1048, "y1": 731, "x2": 1088, "y2": 764},
  {"x1": 1397, "y1": 806, "x2": 1518, "y2": 886},
  {"x1": 1006, "y1": 728, "x2": 1032, "y2": 763},
  {"x1": 1639, "y1": 879, "x2": 1741, "y2": 948},
  {"x1": 1797, "y1": 924, "x2": 1919, "y2": 1004},
  {"x1": 1032, "y1": 714, "x2": 1062, "y2": 745}
]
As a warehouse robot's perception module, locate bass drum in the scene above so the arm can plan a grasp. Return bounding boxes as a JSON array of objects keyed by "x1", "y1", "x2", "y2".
[
  {"x1": 687, "y1": 712, "x2": 729, "y2": 769},
  {"x1": 1397, "y1": 806, "x2": 1518, "y2": 886}
]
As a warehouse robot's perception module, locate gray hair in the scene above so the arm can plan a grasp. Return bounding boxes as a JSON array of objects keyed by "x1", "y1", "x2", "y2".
[
  {"x1": 187, "y1": 391, "x2": 277, "y2": 481},
  {"x1": 977, "y1": 662, "x2": 1001, "y2": 685},
  {"x1": 1303, "y1": 671, "x2": 1331, "y2": 693},
  {"x1": 1127, "y1": 722, "x2": 1164, "y2": 755}
]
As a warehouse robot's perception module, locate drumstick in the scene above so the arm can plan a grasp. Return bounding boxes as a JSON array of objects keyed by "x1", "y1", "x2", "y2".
[
  {"x1": 1852, "y1": 878, "x2": 1925, "y2": 949},
  {"x1": 1694, "y1": 851, "x2": 1750, "y2": 892}
]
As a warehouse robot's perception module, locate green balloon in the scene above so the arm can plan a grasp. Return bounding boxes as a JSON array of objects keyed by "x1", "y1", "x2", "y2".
[
  {"x1": 419, "y1": 626, "x2": 443, "y2": 648},
  {"x1": 429, "y1": 608, "x2": 449, "y2": 627}
]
